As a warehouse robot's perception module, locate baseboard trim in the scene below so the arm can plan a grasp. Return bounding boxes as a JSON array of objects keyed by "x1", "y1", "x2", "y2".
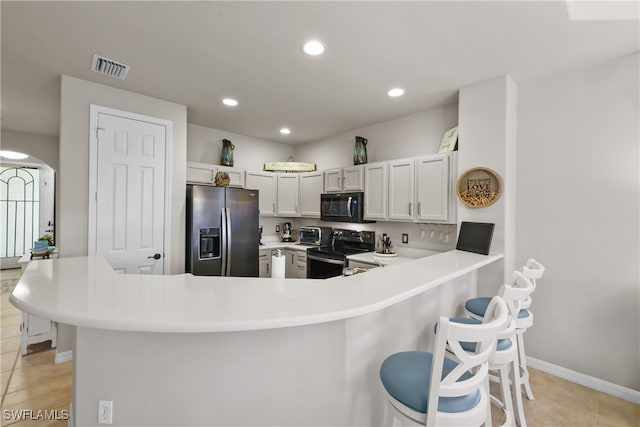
[
  {"x1": 54, "y1": 350, "x2": 73, "y2": 364},
  {"x1": 527, "y1": 356, "x2": 640, "y2": 404}
]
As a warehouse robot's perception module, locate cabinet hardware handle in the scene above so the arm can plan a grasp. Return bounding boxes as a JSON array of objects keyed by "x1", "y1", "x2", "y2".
[
  {"x1": 418, "y1": 202, "x2": 422, "y2": 215},
  {"x1": 267, "y1": 264, "x2": 269, "y2": 274},
  {"x1": 409, "y1": 203, "x2": 412, "y2": 216}
]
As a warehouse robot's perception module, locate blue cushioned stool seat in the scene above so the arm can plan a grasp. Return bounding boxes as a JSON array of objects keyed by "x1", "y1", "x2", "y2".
[
  {"x1": 466, "y1": 297, "x2": 530, "y2": 319},
  {"x1": 379, "y1": 351, "x2": 480, "y2": 414}
]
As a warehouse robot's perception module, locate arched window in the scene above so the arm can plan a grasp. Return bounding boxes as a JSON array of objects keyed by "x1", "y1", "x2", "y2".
[{"x1": 0, "y1": 166, "x2": 40, "y2": 258}]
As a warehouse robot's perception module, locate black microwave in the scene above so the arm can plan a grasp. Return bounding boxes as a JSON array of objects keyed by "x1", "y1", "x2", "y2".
[{"x1": 320, "y1": 192, "x2": 375, "y2": 223}]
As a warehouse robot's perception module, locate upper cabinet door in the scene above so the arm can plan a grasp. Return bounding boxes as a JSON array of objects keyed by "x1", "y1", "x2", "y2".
[
  {"x1": 186, "y1": 162, "x2": 215, "y2": 184},
  {"x1": 299, "y1": 171, "x2": 323, "y2": 217},
  {"x1": 364, "y1": 162, "x2": 387, "y2": 220},
  {"x1": 415, "y1": 154, "x2": 450, "y2": 222},
  {"x1": 342, "y1": 165, "x2": 364, "y2": 191},
  {"x1": 245, "y1": 171, "x2": 277, "y2": 216},
  {"x1": 324, "y1": 169, "x2": 342, "y2": 193},
  {"x1": 276, "y1": 174, "x2": 300, "y2": 216},
  {"x1": 217, "y1": 165, "x2": 245, "y2": 188},
  {"x1": 324, "y1": 166, "x2": 364, "y2": 193},
  {"x1": 388, "y1": 159, "x2": 415, "y2": 221}
]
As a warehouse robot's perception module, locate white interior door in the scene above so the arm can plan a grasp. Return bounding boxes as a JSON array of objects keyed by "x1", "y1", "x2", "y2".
[{"x1": 93, "y1": 111, "x2": 166, "y2": 274}]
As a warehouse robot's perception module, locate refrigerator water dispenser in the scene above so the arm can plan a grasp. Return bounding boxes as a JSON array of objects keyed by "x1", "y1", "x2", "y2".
[{"x1": 199, "y1": 228, "x2": 221, "y2": 260}]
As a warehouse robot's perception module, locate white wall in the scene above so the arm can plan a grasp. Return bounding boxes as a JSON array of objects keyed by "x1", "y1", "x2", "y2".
[
  {"x1": 187, "y1": 123, "x2": 293, "y2": 171},
  {"x1": 59, "y1": 75, "x2": 187, "y2": 273},
  {"x1": 294, "y1": 105, "x2": 458, "y2": 170},
  {"x1": 0, "y1": 129, "x2": 59, "y2": 171},
  {"x1": 517, "y1": 53, "x2": 639, "y2": 390},
  {"x1": 458, "y1": 76, "x2": 518, "y2": 293}
]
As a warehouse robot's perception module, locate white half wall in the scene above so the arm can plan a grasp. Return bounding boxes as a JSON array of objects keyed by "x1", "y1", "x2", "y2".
[{"x1": 517, "y1": 53, "x2": 639, "y2": 391}]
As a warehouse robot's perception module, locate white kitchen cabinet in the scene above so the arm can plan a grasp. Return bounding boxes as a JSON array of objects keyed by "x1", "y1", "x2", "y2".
[
  {"x1": 259, "y1": 249, "x2": 271, "y2": 278},
  {"x1": 186, "y1": 162, "x2": 216, "y2": 184},
  {"x1": 187, "y1": 162, "x2": 245, "y2": 188},
  {"x1": 323, "y1": 166, "x2": 364, "y2": 193},
  {"x1": 364, "y1": 162, "x2": 388, "y2": 220},
  {"x1": 387, "y1": 153, "x2": 456, "y2": 223},
  {"x1": 217, "y1": 165, "x2": 245, "y2": 188},
  {"x1": 246, "y1": 171, "x2": 277, "y2": 216},
  {"x1": 299, "y1": 171, "x2": 323, "y2": 217},
  {"x1": 285, "y1": 249, "x2": 297, "y2": 278},
  {"x1": 388, "y1": 158, "x2": 415, "y2": 221},
  {"x1": 295, "y1": 251, "x2": 307, "y2": 278},
  {"x1": 415, "y1": 154, "x2": 456, "y2": 222},
  {"x1": 276, "y1": 174, "x2": 300, "y2": 216}
]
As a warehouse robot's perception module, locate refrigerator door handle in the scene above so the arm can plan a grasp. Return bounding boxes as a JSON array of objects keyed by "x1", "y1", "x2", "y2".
[
  {"x1": 225, "y1": 208, "x2": 232, "y2": 276},
  {"x1": 221, "y1": 207, "x2": 228, "y2": 276}
]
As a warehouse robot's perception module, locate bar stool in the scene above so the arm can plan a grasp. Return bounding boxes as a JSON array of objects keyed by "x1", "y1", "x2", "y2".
[
  {"x1": 379, "y1": 296, "x2": 509, "y2": 427},
  {"x1": 463, "y1": 259, "x2": 545, "y2": 426},
  {"x1": 446, "y1": 272, "x2": 535, "y2": 427}
]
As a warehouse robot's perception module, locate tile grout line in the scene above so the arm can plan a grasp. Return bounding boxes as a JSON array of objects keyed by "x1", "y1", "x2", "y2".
[{"x1": 1, "y1": 347, "x2": 20, "y2": 407}]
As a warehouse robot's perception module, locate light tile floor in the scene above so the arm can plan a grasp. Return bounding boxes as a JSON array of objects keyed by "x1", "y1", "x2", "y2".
[{"x1": 1, "y1": 269, "x2": 638, "y2": 426}]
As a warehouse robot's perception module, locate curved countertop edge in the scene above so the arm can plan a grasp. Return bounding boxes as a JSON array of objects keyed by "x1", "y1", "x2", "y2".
[{"x1": 9, "y1": 251, "x2": 503, "y2": 333}]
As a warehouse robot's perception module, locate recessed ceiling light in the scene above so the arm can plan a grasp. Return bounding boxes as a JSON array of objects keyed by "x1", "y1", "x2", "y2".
[
  {"x1": 0, "y1": 150, "x2": 29, "y2": 160},
  {"x1": 222, "y1": 98, "x2": 238, "y2": 107},
  {"x1": 280, "y1": 128, "x2": 291, "y2": 135},
  {"x1": 388, "y1": 88, "x2": 405, "y2": 97},
  {"x1": 302, "y1": 40, "x2": 325, "y2": 56}
]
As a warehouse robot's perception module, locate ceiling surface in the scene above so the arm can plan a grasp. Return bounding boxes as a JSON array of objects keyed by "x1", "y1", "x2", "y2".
[{"x1": 2, "y1": 1, "x2": 638, "y2": 144}]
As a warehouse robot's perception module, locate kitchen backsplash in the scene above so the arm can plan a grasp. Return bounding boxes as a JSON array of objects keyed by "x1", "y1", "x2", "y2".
[{"x1": 281, "y1": 219, "x2": 457, "y2": 252}]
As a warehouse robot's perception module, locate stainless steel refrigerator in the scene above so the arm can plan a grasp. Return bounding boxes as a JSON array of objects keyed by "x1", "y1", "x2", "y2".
[{"x1": 186, "y1": 184, "x2": 259, "y2": 277}]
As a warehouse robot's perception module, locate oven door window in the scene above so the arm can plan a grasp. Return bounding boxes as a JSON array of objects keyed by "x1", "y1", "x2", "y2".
[{"x1": 308, "y1": 255, "x2": 344, "y2": 279}]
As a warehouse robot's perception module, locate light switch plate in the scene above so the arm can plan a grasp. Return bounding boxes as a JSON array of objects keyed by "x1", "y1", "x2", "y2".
[{"x1": 402, "y1": 234, "x2": 408, "y2": 244}]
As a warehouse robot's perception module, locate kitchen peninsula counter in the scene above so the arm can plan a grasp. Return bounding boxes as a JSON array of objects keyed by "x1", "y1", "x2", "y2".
[
  {"x1": 11, "y1": 251, "x2": 502, "y2": 333},
  {"x1": 11, "y1": 250, "x2": 502, "y2": 427}
]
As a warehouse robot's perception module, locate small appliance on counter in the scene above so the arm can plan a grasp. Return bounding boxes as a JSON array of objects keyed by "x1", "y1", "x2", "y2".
[
  {"x1": 281, "y1": 222, "x2": 294, "y2": 242},
  {"x1": 299, "y1": 226, "x2": 333, "y2": 246}
]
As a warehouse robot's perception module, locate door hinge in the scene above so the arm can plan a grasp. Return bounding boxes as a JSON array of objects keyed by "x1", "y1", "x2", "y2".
[{"x1": 96, "y1": 127, "x2": 105, "y2": 139}]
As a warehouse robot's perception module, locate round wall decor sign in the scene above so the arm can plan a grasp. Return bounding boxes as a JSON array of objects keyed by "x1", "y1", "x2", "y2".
[{"x1": 456, "y1": 167, "x2": 502, "y2": 208}]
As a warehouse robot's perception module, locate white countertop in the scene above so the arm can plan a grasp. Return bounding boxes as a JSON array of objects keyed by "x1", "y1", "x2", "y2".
[
  {"x1": 259, "y1": 241, "x2": 314, "y2": 251},
  {"x1": 10, "y1": 250, "x2": 502, "y2": 333},
  {"x1": 347, "y1": 248, "x2": 440, "y2": 266}
]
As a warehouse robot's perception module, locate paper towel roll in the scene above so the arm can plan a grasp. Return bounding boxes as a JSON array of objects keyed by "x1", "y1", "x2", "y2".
[{"x1": 271, "y1": 254, "x2": 285, "y2": 278}]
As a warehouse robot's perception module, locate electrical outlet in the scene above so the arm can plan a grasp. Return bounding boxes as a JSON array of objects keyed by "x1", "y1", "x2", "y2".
[
  {"x1": 402, "y1": 233, "x2": 409, "y2": 244},
  {"x1": 275, "y1": 225, "x2": 281, "y2": 233},
  {"x1": 98, "y1": 400, "x2": 113, "y2": 424}
]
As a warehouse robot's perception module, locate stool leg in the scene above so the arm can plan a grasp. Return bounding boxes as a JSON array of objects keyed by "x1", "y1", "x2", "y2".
[
  {"x1": 511, "y1": 356, "x2": 527, "y2": 427},
  {"x1": 498, "y1": 366, "x2": 516, "y2": 427},
  {"x1": 516, "y1": 330, "x2": 535, "y2": 401}
]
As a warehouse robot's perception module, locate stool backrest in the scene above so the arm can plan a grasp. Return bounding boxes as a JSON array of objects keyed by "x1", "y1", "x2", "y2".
[
  {"x1": 498, "y1": 272, "x2": 535, "y2": 339},
  {"x1": 426, "y1": 296, "x2": 509, "y2": 426},
  {"x1": 521, "y1": 258, "x2": 545, "y2": 309}
]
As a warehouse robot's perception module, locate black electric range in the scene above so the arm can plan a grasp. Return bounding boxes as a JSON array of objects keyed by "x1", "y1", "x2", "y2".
[{"x1": 307, "y1": 229, "x2": 375, "y2": 279}]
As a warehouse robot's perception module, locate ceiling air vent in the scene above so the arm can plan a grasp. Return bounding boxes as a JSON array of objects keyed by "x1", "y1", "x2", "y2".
[{"x1": 90, "y1": 54, "x2": 130, "y2": 80}]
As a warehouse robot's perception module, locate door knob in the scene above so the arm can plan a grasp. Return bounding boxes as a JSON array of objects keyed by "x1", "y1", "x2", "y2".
[{"x1": 148, "y1": 253, "x2": 162, "y2": 260}]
